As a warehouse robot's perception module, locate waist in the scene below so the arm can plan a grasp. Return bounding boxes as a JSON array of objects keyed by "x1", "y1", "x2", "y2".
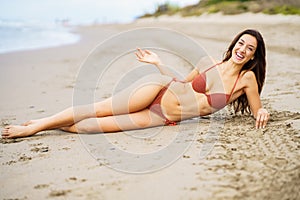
[{"x1": 161, "y1": 82, "x2": 213, "y2": 120}]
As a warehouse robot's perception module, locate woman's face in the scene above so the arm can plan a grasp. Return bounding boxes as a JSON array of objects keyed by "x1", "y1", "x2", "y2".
[{"x1": 231, "y1": 34, "x2": 257, "y2": 65}]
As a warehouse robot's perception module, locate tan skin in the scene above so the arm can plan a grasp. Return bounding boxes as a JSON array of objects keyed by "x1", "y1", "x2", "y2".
[{"x1": 1, "y1": 34, "x2": 269, "y2": 139}]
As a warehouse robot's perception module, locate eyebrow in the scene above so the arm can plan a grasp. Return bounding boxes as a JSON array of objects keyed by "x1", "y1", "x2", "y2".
[{"x1": 240, "y1": 39, "x2": 256, "y2": 48}]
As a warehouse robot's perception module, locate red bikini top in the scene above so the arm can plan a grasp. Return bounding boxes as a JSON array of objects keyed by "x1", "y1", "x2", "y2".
[{"x1": 192, "y1": 64, "x2": 240, "y2": 109}]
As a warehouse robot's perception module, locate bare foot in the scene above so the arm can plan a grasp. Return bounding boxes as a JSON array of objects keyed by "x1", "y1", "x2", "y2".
[
  {"x1": 22, "y1": 118, "x2": 45, "y2": 126},
  {"x1": 1, "y1": 125, "x2": 36, "y2": 139},
  {"x1": 22, "y1": 120, "x2": 35, "y2": 126}
]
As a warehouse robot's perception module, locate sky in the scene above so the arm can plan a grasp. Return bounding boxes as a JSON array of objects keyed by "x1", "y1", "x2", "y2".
[{"x1": 0, "y1": 0, "x2": 200, "y2": 24}]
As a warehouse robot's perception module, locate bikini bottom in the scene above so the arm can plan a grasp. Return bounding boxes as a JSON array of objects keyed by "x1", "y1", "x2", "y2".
[{"x1": 148, "y1": 79, "x2": 177, "y2": 126}]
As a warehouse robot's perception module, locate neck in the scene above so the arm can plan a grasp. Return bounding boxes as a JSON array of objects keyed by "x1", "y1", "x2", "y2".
[{"x1": 222, "y1": 59, "x2": 243, "y2": 76}]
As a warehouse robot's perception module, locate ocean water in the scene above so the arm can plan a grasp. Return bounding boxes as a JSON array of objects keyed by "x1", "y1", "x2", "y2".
[
  {"x1": 0, "y1": 19, "x2": 80, "y2": 54},
  {"x1": 0, "y1": 0, "x2": 199, "y2": 54}
]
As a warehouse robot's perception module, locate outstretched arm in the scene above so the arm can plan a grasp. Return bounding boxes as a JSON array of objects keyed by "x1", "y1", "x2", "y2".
[
  {"x1": 243, "y1": 71, "x2": 270, "y2": 129},
  {"x1": 135, "y1": 48, "x2": 177, "y2": 78}
]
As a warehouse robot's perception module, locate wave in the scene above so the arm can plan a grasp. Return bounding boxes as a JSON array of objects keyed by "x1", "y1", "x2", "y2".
[{"x1": 0, "y1": 19, "x2": 80, "y2": 54}]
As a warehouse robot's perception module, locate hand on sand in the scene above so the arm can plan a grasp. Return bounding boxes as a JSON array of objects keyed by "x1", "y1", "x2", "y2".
[{"x1": 256, "y1": 108, "x2": 270, "y2": 129}]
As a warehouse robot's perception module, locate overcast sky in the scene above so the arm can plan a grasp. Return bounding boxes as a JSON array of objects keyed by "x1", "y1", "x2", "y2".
[{"x1": 0, "y1": 0, "x2": 200, "y2": 24}]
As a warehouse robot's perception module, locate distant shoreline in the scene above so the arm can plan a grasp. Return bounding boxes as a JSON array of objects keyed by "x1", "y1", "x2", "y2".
[
  {"x1": 139, "y1": 0, "x2": 300, "y2": 18},
  {"x1": 1, "y1": 12, "x2": 299, "y2": 55},
  {"x1": 135, "y1": 12, "x2": 300, "y2": 25}
]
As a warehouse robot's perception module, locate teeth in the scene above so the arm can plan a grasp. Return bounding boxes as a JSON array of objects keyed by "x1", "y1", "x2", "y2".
[{"x1": 236, "y1": 52, "x2": 244, "y2": 59}]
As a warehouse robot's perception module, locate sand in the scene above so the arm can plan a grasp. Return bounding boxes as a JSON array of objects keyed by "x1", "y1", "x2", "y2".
[{"x1": 0, "y1": 13, "x2": 299, "y2": 200}]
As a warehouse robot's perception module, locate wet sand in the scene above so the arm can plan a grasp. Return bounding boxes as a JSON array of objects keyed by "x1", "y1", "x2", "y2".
[{"x1": 0, "y1": 13, "x2": 299, "y2": 200}]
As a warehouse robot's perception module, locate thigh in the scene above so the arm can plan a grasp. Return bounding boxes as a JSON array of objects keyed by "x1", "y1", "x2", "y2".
[
  {"x1": 94, "y1": 74, "x2": 172, "y2": 117},
  {"x1": 74, "y1": 109, "x2": 166, "y2": 133}
]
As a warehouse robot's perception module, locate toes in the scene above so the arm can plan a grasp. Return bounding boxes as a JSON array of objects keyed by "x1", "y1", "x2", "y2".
[
  {"x1": 2, "y1": 127, "x2": 10, "y2": 133},
  {"x1": 1, "y1": 129, "x2": 10, "y2": 137},
  {"x1": 5, "y1": 125, "x2": 14, "y2": 130},
  {"x1": 2, "y1": 135, "x2": 13, "y2": 139},
  {"x1": 2, "y1": 132, "x2": 9, "y2": 136},
  {"x1": 1, "y1": 126, "x2": 14, "y2": 138},
  {"x1": 2, "y1": 129, "x2": 8, "y2": 133},
  {"x1": 1, "y1": 127, "x2": 10, "y2": 136}
]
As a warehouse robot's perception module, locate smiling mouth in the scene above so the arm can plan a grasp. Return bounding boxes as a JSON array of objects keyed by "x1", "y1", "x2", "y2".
[{"x1": 236, "y1": 52, "x2": 245, "y2": 60}]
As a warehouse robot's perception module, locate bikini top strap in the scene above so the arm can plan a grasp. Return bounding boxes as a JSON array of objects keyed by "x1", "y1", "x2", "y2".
[
  {"x1": 229, "y1": 73, "x2": 240, "y2": 97},
  {"x1": 203, "y1": 63, "x2": 219, "y2": 73}
]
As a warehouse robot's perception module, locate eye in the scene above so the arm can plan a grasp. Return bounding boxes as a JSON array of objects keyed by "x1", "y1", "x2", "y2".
[{"x1": 248, "y1": 47, "x2": 254, "y2": 51}]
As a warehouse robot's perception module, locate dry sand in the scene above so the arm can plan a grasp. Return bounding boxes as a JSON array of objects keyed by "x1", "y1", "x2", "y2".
[{"x1": 0, "y1": 13, "x2": 300, "y2": 200}]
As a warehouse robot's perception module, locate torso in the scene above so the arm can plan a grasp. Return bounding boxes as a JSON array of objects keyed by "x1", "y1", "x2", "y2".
[
  {"x1": 161, "y1": 64, "x2": 247, "y2": 121},
  {"x1": 161, "y1": 81, "x2": 212, "y2": 121}
]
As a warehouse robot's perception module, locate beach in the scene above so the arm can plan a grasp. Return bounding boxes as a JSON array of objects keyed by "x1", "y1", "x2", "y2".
[{"x1": 1, "y1": 13, "x2": 300, "y2": 199}]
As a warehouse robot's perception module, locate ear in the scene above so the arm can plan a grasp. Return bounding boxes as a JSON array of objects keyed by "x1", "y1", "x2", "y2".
[{"x1": 251, "y1": 57, "x2": 254, "y2": 60}]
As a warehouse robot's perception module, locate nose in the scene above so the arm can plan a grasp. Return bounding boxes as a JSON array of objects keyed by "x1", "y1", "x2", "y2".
[{"x1": 240, "y1": 45, "x2": 246, "y2": 53}]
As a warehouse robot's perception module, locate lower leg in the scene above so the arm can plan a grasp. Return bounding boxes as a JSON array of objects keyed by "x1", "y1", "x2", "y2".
[
  {"x1": 1, "y1": 104, "x2": 98, "y2": 138},
  {"x1": 59, "y1": 109, "x2": 165, "y2": 134},
  {"x1": 34, "y1": 104, "x2": 98, "y2": 130},
  {"x1": 2, "y1": 75, "x2": 171, "y2": 138}
]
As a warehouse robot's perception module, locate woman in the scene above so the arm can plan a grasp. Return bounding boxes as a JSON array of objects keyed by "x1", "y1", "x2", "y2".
[{"x1": 2, "y1": 29, "x2": 270, "y2": 139}]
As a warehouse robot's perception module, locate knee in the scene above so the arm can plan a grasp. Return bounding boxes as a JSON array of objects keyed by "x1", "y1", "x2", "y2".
[
  {"x1": 94, "y1": 101, "x2": 112, "y2": 117},
  {"x1": 134, "y1": 120, "x2": 150, "y2": 128},
  {"x1": 130, "y1": 115, "x2": 152, "y2": 128}
]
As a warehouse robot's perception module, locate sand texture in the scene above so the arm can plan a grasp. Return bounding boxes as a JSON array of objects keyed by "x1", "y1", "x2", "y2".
[{"x1": 0, "y1": 13, "x2": 300, "y2": 200}]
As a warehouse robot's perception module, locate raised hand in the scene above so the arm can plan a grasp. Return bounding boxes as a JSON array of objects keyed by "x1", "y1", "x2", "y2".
[{"x1": 135, "y1": 48, "x2": 162, "y2": 66}]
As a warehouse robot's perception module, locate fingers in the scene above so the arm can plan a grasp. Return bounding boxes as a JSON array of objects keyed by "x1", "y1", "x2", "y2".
[
  {"x1": 135, "y1": 52, "x2": 142, "y2": 60},
  {"x1": 144, "y1": 50, "x2": 152, "y2": 55},
  {"x1": 255, "y1": 115, "x2": 263, "y2": 129},
  {"x1": 137, "y1": 48, "x2": 145, "y2": 56},
  {"x1": 135, "y1": 48, "x2": 152, "y2": 63},
  {"x1": 255, "y1": 109, "x2": 270, "y2": 129},
  {"x1": 135, "y1": 48, "x2": 151, "y2": 57},
  {"x1": 137, "y1": 47, "x2": 143, "y2": 54},
  {"x1": 135, "y1": 48, "x2": 159, "y2": 65},
  {"x1": 135, "y1": 48, "x2": 145, "y2": 60}
]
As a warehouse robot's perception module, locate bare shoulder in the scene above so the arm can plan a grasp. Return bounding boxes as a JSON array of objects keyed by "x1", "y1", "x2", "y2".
[{"x1": 240, "y1": 71, "x2": 257, "y2": 86}]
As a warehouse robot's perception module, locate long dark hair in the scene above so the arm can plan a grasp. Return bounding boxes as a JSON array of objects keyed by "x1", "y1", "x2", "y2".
[{"x1": 223, "y1": 29, "x2": 266, "y2": 114}]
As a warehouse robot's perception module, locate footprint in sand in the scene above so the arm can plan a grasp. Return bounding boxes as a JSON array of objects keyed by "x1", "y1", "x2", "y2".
[
  {"x1": 34, "y1": 184, "x2": 50, "y2": 189},
  {"x1": 49, "y1": 189, "x2": 71, "y2": 197},
  {"x1": 66, "y1": 176, "x2": 87, "y2": 183},
  {"x1": 30, "y1": 146, "x2": 49, "y2": 153}
]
